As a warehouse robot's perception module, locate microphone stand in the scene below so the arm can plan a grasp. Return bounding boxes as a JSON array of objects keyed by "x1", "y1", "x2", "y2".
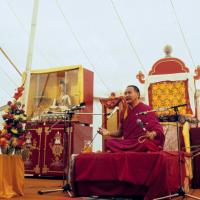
[
  {"x1": 38, "y1": 109, "x2": 74, "y2": 196},
  {"x1": 38, "y1": 109, "x2": 109, "y2": 196},
  {"x1": 153, "y1": 105, "x2": 200, "y2": 200}
]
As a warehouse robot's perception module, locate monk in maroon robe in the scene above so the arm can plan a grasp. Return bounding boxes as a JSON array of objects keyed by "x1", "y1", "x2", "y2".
[{"x1": 99, "y1": 85, "x2": 165, "y2": 152}]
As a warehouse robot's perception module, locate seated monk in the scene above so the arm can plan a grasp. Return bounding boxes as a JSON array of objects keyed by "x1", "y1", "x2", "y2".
[{"x1": 98, "y1": 85, "x2": 165, "y2": 152}]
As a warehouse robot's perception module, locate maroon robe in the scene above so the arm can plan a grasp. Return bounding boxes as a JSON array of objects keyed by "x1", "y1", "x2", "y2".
[{"x1": 105, "y1": 102, "x2": 165, "y2": 152}]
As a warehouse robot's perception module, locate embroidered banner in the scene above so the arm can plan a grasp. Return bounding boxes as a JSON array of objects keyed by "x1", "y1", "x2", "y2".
[{"x1": 148, "y1": 80, "x2": 192, "y2": 116}]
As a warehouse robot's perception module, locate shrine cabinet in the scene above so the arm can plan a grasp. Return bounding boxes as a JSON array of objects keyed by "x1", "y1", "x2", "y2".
[
  {"x1": 24, "y1": 122, "x2": 92, "y2": 176},
  {"x1": 23, "y1": 65, "x2": 93, "y2": 176},
  {"x1": 25, "y1": 65, "x2": 93, "y2": 125}
]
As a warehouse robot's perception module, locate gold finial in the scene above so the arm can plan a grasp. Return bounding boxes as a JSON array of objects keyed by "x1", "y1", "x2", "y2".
[{"x1": 164, "y1": 45, "x2": 172, "y2": 57}]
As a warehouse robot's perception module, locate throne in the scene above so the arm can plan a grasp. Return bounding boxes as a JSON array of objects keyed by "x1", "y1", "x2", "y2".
[
  {"x1": 137, "y1": 46, "x2": 196, "y2": 151},
  {"x1": 136, "y1": 46, "x2": 199, "y2": 190}
]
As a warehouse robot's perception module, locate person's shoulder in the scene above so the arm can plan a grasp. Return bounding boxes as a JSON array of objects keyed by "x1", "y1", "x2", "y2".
[{"x1": 139, "y1": 102, "x2": 152, "y2": 110}]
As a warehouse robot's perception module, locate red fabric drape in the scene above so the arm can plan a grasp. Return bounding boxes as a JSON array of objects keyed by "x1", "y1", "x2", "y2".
[{"x1": 72, "y1": 151, "x2": 185, "y2": 200}]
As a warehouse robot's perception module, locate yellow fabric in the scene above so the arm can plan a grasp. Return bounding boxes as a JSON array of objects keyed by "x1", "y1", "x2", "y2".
[
  {"x1": 182, "y1": 122, "x2": 193, "y2": 179},
  {"x1": 123, "y1": 107, "x2": 128, "y2": 120},
  {"x1": 150, "y1": 80, "x2": 189, "y2": 115},
  {"x1": 0, "y1": 155, "x2": 24, "y2": 198},
  {"x1": 24, "y1": 65, "x2": 85, "y2": 118},
  {"x1": 78, "y1": 66, "x2": 84, "y2": 102},
  {"x1": 28, "y1": 65, "x2": 82, "y2": 74},
  {"x1": 161, "y1": 122, "x2": 182, "y2": 126}
]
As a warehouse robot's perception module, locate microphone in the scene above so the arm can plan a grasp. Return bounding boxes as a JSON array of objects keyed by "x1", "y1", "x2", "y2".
[
  {"x1": 136, "y1": 119, "x2": 147, "y2": 132},
  {"x1": 70, "y1": 102, "x2": 86, "y2": 111},
  {"x1": 170, "y1": 103, "x2": 187, "y2": 109},
  {"x1": 136, "y1": 107, "x2": 167, "y2": 116},
  {"x1": 136, "y1": 103, "x2": 187, "y2": 116},
  {"x1": 107, "y1": 106, "x2": 119, "y2": 119}
]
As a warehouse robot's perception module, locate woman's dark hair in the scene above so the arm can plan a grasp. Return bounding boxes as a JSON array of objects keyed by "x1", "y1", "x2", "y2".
[{"x1": 127, "y1": 85, "x2": 140, "y2": 98}]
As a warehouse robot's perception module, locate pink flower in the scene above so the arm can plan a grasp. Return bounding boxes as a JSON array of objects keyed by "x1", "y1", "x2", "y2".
[{"x1": 4, "y1": 133, "x2": 12, "y2": 140}]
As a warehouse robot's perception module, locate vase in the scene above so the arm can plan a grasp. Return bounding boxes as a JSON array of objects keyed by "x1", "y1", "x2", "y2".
[
  {"x1": 0, "y1": 147, "x2": 15, "y2": 155},
  {"x1": 8, "y1": 147, "x2": 15, "y2": 155},
  {"x1": 1, "y1": 147, "x2": 8, "y2": 154},
  {"x1": 14, "y1": 148, "x2": 22, "y2": 155}
]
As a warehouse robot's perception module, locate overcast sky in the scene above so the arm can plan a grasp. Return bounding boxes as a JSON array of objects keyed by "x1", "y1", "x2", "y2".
[{"x1": 1, "y1": 0, "x2": 200, "y2": 107}]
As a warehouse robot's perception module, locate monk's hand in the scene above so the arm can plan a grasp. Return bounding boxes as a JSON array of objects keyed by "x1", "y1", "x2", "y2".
[
  {"x1": 98, "y1": 127, "x2": 111, "y2": 136},
  {"x1": 146, "y1": 131, "x2": 157, "y2": 140}
]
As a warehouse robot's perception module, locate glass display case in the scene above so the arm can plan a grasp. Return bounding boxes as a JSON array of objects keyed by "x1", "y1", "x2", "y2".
[
  {"x1": 23, "y1": 65, "x2": 93, "y2": 176},
  {"x1": 25, "y1": 65, "x2": 93, "y2": 124}
]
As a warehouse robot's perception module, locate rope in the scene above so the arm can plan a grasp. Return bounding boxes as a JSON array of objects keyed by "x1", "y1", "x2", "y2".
[
  {"x1": 55, "y1": 0, "x2": 110, "y2": 93},
  {"x1": 5, "y1": 0, "x2": 53, "y2": 66},
  {"x1": 169, "y1": 0, "x2": 197, "y2": 95},
  {"x1": 169, "y1": 0, "x2": 196, "y2": 67},
  {"x1": 110, "y1": 0, "x2": 147, "y2": 75},
  {"x1": 0, "y1": 63, "x2": 18, "y2": 87}
]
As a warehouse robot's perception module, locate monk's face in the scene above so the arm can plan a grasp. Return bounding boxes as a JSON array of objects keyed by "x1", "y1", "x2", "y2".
[{"x1": 124, "y1": 87, "x2": 139, "y2": 105}]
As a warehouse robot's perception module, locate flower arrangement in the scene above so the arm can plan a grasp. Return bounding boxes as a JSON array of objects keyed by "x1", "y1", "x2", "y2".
[{"x1": 0, "y1": 85, "x2": 27, "y2": 154}]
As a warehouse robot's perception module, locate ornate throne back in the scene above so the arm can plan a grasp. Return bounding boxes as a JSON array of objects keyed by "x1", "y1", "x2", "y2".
[{"x1": 145, "y1": 57, "x2": 195, "y2": 151}]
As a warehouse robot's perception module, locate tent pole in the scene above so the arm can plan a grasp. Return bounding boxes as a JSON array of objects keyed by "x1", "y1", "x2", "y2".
[{"x1": 23, "y1": 0, "x2": 40, "y2": 112}]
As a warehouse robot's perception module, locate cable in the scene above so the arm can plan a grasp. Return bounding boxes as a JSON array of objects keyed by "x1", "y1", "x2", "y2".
[
  {"x1": 5, "y1": 0, "x2": 53, "y2": 67},
  {"x1": 169, "y1": 0, "x2": 196, "y2": 67},
  {"x1": 55, "y1": 0, "x2": 110, "y2": 93},
  {"x1": 110, "y1": 0, "x2": 147, "y2": 75},
  {"x1": 0, "y1": 63, "x2": 18, "y2": 88},
  {"x1": 5, "y1": 0, "x2": 28, "y2": 34},
  {"x1": 0, "y1": 88, "x2": 10, "y2": 100},
  {"x1": 0, "y1": 47, "x2": 22, "y2": 77},
  {"x1": 169, "y1": 0, "x2": 197, "y2": 96}
]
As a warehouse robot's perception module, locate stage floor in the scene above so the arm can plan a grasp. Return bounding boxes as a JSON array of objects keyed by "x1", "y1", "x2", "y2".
[{"x1": 10, "y1": 178, "x2": 200, "y2": 200}]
